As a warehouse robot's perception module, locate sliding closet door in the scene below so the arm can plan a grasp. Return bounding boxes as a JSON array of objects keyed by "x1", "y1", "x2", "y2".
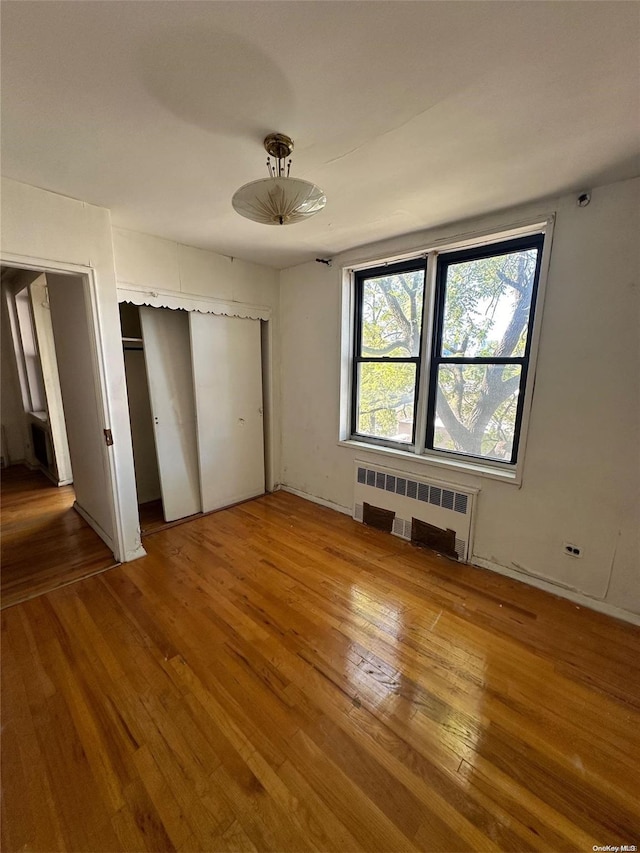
[
  {"x1": 190, "y1": 313, "x2": 265, "y2": 512},
  {"x1": 139, "y1": 307, "x2": 201, "y2": 522}
]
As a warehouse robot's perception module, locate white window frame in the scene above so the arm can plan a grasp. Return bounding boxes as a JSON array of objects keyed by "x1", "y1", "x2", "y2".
[{"x1": 339, "y1": 216, "x2": 555, "y2": 485}]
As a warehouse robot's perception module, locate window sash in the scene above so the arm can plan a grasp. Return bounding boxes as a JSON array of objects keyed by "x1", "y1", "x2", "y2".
[
  {"x1": 351, "y1": 258, "x2": 427, "y2": 446},
  {"x1": 425, "y1": 234, "x2": 544, "y2": 465},
  {"x1": 349, "y1": 232, "x2": 545, "y2": 468},
  {"x1": 426, "y1": 360, "x2": 527, "y2": 464}
]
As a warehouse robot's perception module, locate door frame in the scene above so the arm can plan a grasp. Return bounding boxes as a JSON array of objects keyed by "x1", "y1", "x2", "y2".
[{"x1": 0, "y1": 251, "x2": 129, "y2": 562}]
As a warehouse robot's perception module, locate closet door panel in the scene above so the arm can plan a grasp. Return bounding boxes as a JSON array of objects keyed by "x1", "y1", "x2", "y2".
[
  {"x1": 190, "y1": 313, "x2": 265, "y2": 512},
  {"x1": 139, "y1": 307, "x2": 201, "y2": 522}
]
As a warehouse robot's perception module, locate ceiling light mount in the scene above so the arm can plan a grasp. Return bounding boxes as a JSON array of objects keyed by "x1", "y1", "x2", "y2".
[
  {"x1": 264, "y1": 133, "x2": 293, "y2": 179},
  {"x1": 232, "y1": 132, "x2": 326, "y2": 226},
  {"x1": 264, "y1": 132, "x2": 294, "y2": 161}
]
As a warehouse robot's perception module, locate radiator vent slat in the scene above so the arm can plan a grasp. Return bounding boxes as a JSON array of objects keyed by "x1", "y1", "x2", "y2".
[
  {"x1": 353, "y1": 464, "x2": 476, "y2": 562},
  {"x1": 390, "y1": 516, "x2": 463, "y2": 544},
  {"x1": 454, "y1": 493, "x2": 468, "y2": 514},
  {"x1": 355, "y1": 466, "x2": 471, "y2": 515}
]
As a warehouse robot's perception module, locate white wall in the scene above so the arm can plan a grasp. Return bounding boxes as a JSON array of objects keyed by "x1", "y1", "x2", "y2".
[
  {"x1": 113, "y1": 228, "x2": 279, "y2": 306},
  {"x1": 279, "y1": 177, "x2": 640, "y2": 620},
  {"x1": 112, "y1": 227, "x2": 281, "y2": 486}
]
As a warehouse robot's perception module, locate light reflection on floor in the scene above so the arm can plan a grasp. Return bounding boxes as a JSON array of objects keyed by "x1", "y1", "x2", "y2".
[{"x1": 345, "y1": 582, "x2": 484, "y2": 770}]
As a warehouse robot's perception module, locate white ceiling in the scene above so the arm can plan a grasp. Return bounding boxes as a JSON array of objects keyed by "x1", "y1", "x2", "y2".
[{"x1": 2, "y1": 1, "x2": 639, "y2": 269}]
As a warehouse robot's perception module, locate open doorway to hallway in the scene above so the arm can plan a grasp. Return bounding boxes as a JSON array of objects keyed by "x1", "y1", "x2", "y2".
[{"x1": 1, "y1": 265, "x2": 120, "y2": 607}]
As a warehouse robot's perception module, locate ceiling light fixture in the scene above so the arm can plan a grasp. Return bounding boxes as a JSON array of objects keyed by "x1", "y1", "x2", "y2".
[{"x1": 232, "y1": 133, "x2": 326, "y2": 226}]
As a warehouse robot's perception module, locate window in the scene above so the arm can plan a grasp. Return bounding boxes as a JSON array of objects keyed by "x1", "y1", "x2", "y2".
[
  {"x1": 349, "y1": 230, "x2": 547, "y2": 472},
  {"x1": 352, "y1": 260, "x2": 426, "y2": 445}
]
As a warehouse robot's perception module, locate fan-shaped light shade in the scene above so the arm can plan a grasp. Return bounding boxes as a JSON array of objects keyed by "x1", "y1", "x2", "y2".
[{"x1": 232, "y1": 177, "x2": 326, "y2": 225}]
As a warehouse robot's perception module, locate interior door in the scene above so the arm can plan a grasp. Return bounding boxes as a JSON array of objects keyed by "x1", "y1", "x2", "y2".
[
  {"x1": 190, "y1": 313, "x2": 265, "y2": 512},
  {"x1": 29, "y1": 275, "x2": 73, "y2": 483},
  {"x1": 47, "y1": 274, "x2": 115, "y2": 544},
  {"x1": 139, "y1": 307, "x2": 201, "y2": 522}
]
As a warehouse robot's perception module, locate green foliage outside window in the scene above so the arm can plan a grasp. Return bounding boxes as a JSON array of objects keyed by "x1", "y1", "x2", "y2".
[{"x1": 355, "y1": 245, "x2": 539, "y2": 461}]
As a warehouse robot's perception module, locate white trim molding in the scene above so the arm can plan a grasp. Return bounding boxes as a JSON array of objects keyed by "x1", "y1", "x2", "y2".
[
  {"x1": 73, "y1": 500, "x2": 114, "y2": 550},
  {"x1": 117, "y1": 286, "x2": 271, "y2": 321},
  {"x1": 338, "y1": 438, "x2": 518, "y2": 483}
]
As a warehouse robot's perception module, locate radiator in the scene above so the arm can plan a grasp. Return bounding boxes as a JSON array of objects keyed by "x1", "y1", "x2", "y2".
[{"x1": 353, "y1": 460, "x2": 478, "y2": 561}]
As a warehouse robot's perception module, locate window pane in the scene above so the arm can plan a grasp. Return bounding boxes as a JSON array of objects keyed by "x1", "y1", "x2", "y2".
[
  {"x1": 440, "y1": 248, "x2": 538, "y2": 358},
  {"x1": 361, "y1": 269, "x2": 424, "y2": 357},
  {"x1": 356, "y1": 362, "x2": 416, "y2": 442},
  {"x1": 432, "y1": 363, "x2": 522, "y2": 461}
]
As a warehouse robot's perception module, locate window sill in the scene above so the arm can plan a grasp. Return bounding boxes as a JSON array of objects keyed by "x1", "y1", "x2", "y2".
[{"x1": 337, "y1": 439, "x2": 522, "y2": 485}]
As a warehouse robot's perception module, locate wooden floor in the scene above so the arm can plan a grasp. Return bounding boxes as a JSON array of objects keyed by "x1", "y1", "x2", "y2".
[
  {"x1": 138, "y1": 498, "x2": 167, "y2": 536},
  {"x1": 1, "y1": 465, "x2": 117, "y2": 609},
  {"x1": 139, "y1": 498, "x2": 204, "y2": 538},
  {"x1": 2, "y1": 491, "x2": 639, "y2": 852}
]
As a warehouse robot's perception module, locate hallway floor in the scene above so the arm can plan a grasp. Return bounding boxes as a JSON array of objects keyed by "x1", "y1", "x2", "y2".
[{"x1": 1, "y1": 465, "x2": 117, "y2": 609}]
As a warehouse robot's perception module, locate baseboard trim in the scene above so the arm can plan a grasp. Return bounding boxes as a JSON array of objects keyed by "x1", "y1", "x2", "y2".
[
  {"x1": 279, "y1": 485, "x2": 352, "y2": 516},
  {"x1": 73, "y1": 501, "x2": 115, "y2": 553},
  {"x1": 472, "y1": 556, "x2": 640, "y2": 626},
  {"x1": 2, "y1": 458, "x2": 29, "y2": 469}
]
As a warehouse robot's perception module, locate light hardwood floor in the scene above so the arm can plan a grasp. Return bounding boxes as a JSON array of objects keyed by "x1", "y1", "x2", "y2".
[
  {"x1": 1, "y1": 465, "x2": 117, "y2": 609},
  {"x1": 1, "y1": 490, "x2": 639, "y2": 852}
]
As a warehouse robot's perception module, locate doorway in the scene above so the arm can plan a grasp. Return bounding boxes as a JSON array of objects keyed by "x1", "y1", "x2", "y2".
[{"x1": 1, "y1": 265, "x2": 120, "y2": 606}]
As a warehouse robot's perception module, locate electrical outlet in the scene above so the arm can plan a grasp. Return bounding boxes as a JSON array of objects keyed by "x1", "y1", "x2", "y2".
[{"x1": 563, "y1": 542, "x2": 582, "y2": 558}]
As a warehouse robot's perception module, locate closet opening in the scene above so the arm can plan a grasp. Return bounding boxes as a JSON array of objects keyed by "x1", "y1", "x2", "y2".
[
  {"x1": 119, "y1": 302, "x2": 165, "y2": 534},
  {"x1": 120, "y1": 301, "x2": 267, "y2": 536}
]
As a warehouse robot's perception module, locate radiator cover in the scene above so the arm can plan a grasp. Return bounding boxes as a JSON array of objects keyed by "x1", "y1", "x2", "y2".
[{"x1": 353, "y1": 460, "x2": 478, "y2": 561}]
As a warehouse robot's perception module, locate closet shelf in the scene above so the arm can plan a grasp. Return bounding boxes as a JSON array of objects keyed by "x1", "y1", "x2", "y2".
[{"x1": 122, "y1": 336, "x2": 144, "y2": 351}]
